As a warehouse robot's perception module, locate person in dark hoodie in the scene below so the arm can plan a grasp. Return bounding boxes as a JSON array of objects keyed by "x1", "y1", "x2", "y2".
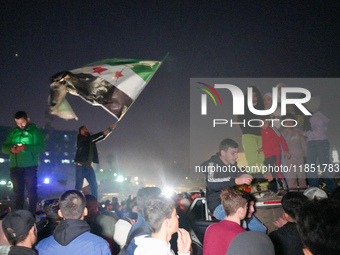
[{"x1": 36, "y1": 190, "x2": 110, "y2": 255}]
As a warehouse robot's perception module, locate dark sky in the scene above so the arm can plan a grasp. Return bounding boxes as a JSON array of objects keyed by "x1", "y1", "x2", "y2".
[{"x1": 1, "y1": 1, "x2": 340, "y2": 187}]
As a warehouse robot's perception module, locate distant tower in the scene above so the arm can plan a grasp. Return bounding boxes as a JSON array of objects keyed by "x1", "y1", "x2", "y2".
[{"x1": 332, "y1": 147, "x2": 339, "y2": 163}]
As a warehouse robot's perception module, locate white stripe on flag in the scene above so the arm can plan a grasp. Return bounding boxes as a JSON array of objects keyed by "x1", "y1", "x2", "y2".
[{"x1": 71, "y1": 64, "x2": 147, "y2": 100}]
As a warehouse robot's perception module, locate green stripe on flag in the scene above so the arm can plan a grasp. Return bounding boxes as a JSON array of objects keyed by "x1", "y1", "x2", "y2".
[
  {"x1": 130, "y1": 62, "x2": 160, "y2": 82},
  {"x1": 86, "y1": 58, "x2": 142, "y2": 66}
]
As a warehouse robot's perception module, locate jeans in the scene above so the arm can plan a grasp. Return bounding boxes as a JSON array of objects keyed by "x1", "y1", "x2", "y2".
[
  {"x1": 75, "y1": 166, "x2": 98, "y2": 198},
  {"x1": 213, "y1": 204, "x2": 225, "y2": 220},
  {"x1": 213, "y1": 204, "x2": 266, "y2": 233},
  {"x1": 10, "y1": 166, "x2": 38, "y2": 214},
  {"x1": 242, "y1": 215, "x2": 267, "y2": 233},
  {"x1": 307, "y1": 140, "x2": 337, "y2": 192}
]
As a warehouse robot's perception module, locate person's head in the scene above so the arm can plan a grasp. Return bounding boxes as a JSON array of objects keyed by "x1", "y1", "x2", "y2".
[
  {"x1": 220, "y1": 187, "x2": 248, "y2": 219},
  {"x1": 42, "y1": 199, "x2": 61, "y2": 221},
  {"x1": 14, "y1": 111, "x2": 29, "y2": 130},
  {"x1": 58, "y1": 190, "x2": 87, "y2": 220},
  {"x1": 136, "y1": 187, "x2": 162, "y2": 212},
  {"x1": 227, "y1": 231, "x2": 275, "y2": 255},
  {"x1": 85, "y1": 194, "x2": 99, "y2": 218},
  {"x1": 297, "y1": 199, "x2": 340, "y2": 255},
  {"x1": 143, "y1": 197, "x2": 178, "y2": 238},
  {"x1": 260, "y1": 117, "x2": 271, "y2": 129},
  {"x1": 120, "y1": 200, "x2": 127, "y2": 210},
  {"x1": 276, "y1": 83, "x2": 286, "y2": 97},
  {"x1": 219, "y1": 138, "x2": 239, "y2": 165},
  {"x1": 248, "y1": 86, "x2": 264, "y2": 109},
  {"x1": 263, "y1": 93, "x2": 273, "y2": 109},
  {"x1": 78, "y1": 125, "x2": 90, "y2": 136},
  {"x1": 258, "y1": 114, "x2": 271, "y2": 130},
  {"x1": 281, "y1": 192, "x2": 309, "y2": 221},
  {"x1": 112, "y1": 197, "x2": 118, "y2": 204},
  {"x1": 281, "y1": 113, "x2": 296, "y2": 128},
  {"x1": 245, "y1": 192, "x2": 256, "y2": 218},
  {"x1": 2, "y1": 210, "x2": 37, "y2": 247}
]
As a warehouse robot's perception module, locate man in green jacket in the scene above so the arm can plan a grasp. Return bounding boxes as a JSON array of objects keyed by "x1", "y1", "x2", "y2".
[{"x1": 1, "y1": 111, "x2": 45, "y2": 214}]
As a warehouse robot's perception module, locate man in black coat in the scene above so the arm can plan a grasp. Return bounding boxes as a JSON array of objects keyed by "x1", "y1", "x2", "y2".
[{"x1": 75, "y1": 123, "x2": 116, "y2": 197}]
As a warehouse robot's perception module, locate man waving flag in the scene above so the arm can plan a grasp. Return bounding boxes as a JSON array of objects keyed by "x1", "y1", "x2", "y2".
[{"x1": 50, "y1": 58, "x2": 162, "y2": 121}]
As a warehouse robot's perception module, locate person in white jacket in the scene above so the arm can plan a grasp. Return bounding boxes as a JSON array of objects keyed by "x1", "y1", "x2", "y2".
[{"x1": 134, "y1": 197, "x2": 191, "y2": 255}]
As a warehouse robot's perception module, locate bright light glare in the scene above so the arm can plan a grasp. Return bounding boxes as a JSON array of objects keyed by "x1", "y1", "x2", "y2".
[
  {"x1": 163, "y1": 187, "x2": 174, "y2": 197},
  {"x1": 44, "y1": 178, "x2": 50, "y2": 184},
  {"x1": 116, "y1": 176, "x2": 124, "y2": 182},
  {"x1": 0, "y1": 158, "x2": 5, "y2": 163},
  {"x1": 0, "y1": 180, "x2": 6, "y2": 185}
]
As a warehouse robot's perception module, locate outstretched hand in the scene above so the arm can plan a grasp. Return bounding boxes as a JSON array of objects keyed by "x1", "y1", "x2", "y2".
[
  {"x1": 273, "y1": 214, "x2": 288, "y2": 228},
  {"x1": 177, "y1": 228, "x2": 191, "y2": 254},
  {"x1": 235, "y1": 174, "x2": 253, "y2": 185},
  {"x1": 103, "y1": 123, "x2": 117, "y2": 135}
]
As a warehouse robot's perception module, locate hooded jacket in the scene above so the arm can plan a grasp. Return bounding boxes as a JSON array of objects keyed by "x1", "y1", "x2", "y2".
[
  {"x1": 36, "y1": 219, "x2": 111, "y2": 255},
  {"x1": 1, "y1": 123, "x2": 45, "y2": 168}
]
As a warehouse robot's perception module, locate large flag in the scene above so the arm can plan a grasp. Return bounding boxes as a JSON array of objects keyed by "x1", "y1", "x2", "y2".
[{"x1": 49, "y1": 58, "x2": 162, "y2": 121}]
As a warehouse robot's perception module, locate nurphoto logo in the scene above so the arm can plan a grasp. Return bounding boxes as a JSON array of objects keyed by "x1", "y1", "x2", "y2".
[{"x1": 197, "y1": 83, "x2": 311, "y2": 128}]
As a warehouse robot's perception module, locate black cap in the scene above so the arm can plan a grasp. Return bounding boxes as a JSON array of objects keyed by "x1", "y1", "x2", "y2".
[{"x1": 2, "y1": 210, "x2": 35, "y2": 238}]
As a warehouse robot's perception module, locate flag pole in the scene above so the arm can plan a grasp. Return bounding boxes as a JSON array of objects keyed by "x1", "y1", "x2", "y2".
[{"x1": 161, "y1": 52, "x2": 170, "y2": 63}]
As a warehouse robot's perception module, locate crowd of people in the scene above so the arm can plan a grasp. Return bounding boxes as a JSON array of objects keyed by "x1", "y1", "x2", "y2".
[
  {"x1": 1, "y1": 84, "x2": 339, "y2": 255},
  {"x1": 0, "y1": 186, "x2": 339, "y2": 254}
]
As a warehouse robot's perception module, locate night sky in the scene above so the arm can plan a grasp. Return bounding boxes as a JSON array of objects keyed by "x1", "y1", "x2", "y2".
[{"x1": 1, "y1": 1, "x2": 340, "y2": 187}]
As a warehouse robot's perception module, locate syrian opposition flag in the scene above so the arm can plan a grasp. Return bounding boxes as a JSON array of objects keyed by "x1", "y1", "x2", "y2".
[{"x1": 49, "y1": 58, "x2": 162, "y2": 121}]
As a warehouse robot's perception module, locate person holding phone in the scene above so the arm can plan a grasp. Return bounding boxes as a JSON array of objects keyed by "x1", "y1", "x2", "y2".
[{"x1": 1, "y1": 111, "x2": 45, "y2": 214}]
